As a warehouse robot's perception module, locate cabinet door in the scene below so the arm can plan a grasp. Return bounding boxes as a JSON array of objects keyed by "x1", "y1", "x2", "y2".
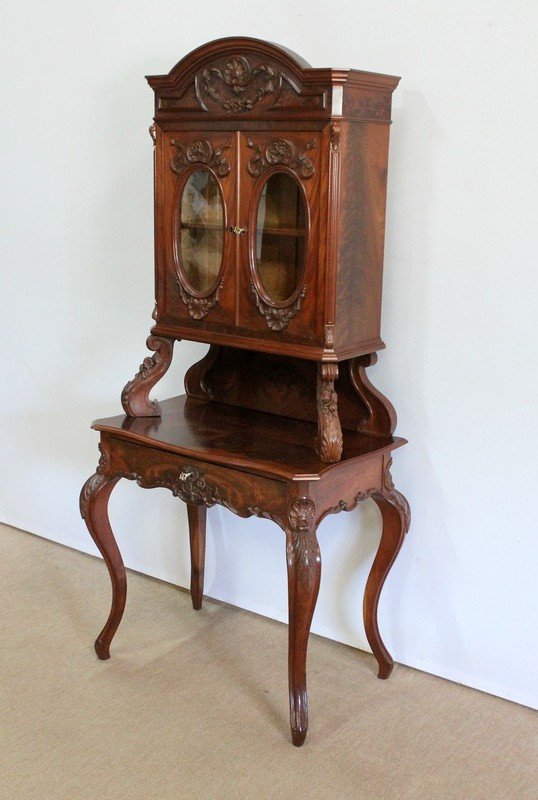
[
  {"x1": 158, "y1": 131, "x2": 236, "y2": 325},
  {"x1": 237, "y1": 132, "x2": 322, "y2": 340}
]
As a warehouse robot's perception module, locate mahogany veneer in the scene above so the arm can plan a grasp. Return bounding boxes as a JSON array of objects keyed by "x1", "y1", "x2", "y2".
[{"x1": 80, "y1": 37, "x2": 409, "y2": 746}]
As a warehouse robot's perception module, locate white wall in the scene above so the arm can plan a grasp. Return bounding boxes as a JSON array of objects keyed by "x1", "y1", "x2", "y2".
[{"x1": 1, "y1": 1, "x2": 537, "y2": 709}]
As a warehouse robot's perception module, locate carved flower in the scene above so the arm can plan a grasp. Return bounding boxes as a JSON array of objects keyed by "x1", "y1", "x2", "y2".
[
  {"x1": 223, "y1": 57, "x2": 251, "y2": 88},
  {"x1": 186, "y1": 139, "x2": 213, "y2": 163},
  {"x1": 265, "y1": 139, "x2": 294, "y2": 166},
  {"x1": 139, "y1": 356, "x2": 155, "y2": 377}
]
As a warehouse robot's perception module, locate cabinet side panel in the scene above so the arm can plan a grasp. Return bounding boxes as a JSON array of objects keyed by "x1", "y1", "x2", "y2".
[{"x1": 334, "y1": 121, "x2": 391, "y2": 353}]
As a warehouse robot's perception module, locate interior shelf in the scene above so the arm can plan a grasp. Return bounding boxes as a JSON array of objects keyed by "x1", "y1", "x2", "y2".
[{"x1": 180, "y1": 223, "x2": 306, "y2": 237}]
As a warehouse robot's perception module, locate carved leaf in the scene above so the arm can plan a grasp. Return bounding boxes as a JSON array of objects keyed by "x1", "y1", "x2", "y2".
[
  {"x1": 79, "y1": 473, "x2": 107, "y2": 520},
  {"x1": 287, "y1": 498, "x2": 318, "y2": 590},
  {"x1": 288, "y1": 497, "x2": 315, "y2": 531},
  {"x1": 316, "y1": 364, "x2": 343, "y2": 462}
]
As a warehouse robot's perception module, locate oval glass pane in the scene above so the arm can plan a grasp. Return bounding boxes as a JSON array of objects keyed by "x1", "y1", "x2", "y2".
[
  {"x1": 255, "y1": 172, "x2": 307, "y2": 303},
  {"x1": 178, "y1": 169, "x2": 224, "y2": 294}
]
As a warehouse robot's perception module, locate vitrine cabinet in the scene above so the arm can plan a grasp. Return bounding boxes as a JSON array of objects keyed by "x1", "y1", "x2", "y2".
[
  {"x1": 81, "y1": 37, "x2": 409, "y2": 746},
  {"x1": 134, "y1": 36, "x2": 402, "y2": 462}
]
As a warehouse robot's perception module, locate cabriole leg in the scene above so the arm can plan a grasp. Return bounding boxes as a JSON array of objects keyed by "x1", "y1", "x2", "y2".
[
  {"x1": 79, "y1": 471, "x2": 124, "y2": 660},
  {"x1": 286, "y1": 498, "x2": 321, "y2": 746},
  {"x1": 364, "y1": 462, "x2": 410, "y2": 679},
  {"x1": 187, "y1": 503, "x2": 206, "y2": 610}
]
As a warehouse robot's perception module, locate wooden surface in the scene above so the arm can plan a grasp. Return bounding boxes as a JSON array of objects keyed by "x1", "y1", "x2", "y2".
[
  {"x1": 148, "y1": 36, "x2": 399, "y2": 366},
  {"x1": 81, "y1": 37, "x2": 408, "y2": 746},
  {"x1": 83, "y1": 393, "x2": 409, "y2": 746},
  {"x1": 92, "y1": 395, "x2": 405, "y2": 481}
]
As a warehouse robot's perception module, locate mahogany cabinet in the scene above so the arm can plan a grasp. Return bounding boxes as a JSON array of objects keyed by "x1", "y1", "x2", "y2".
[
  {"x1": 81, "y1": 38, "x2": 409, "y2": 746},
  {"x1": 149, "y1": 38, "x2": 399, "y2": 363}
]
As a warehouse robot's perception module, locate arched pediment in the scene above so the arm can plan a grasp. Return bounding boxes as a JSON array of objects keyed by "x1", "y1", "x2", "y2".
[{"x1": 146, "y1": 37, "x2": 330, "y2": 117}]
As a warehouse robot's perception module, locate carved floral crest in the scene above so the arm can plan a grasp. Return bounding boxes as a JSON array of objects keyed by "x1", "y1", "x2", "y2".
[
  {"x1": 170, "y1": 138, "x2": 230, "y2": 177},
  {"x1": 246, "y1": 138, "x2": 316, "y2": 179},
  {"x1": 195, "y1": 56, "x2": 281, "y2": 113}
]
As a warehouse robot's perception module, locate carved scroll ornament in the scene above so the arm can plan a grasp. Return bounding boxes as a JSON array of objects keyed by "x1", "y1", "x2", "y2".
[
  {"x1": 195, "y1": 56, "x2": 280, "y2": 113},
  {"x1": 176, "y1": 278, "x2": 224, "y2": 320},
  {"x1": 170, "y1": 138, "x2": 230, "y2": 177},
  {"x1": 323, "y1": 458, "x2": 411, "y2": 533},
  {"x1": 250, "y1": 283, "x2": 306, "y2": 332},
  {"x1": 83, "y1": 458, "x2": 222, "y2": 511},
  {"x1": 82, "y1": 444, "x2": 289, "y2": 528},
  {"x1": 246, "y1": 138, "x2": 316, "y2": 179}
]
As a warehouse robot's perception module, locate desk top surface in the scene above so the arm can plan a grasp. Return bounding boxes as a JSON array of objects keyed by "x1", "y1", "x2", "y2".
[{"x1": 93, "y1": 396, "x2": 405, "y2": 481}]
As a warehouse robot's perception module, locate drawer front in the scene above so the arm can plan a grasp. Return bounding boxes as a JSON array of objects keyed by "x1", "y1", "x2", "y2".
[{"x1": 106, "y1": 436, "x2": 289, "y2": 527}]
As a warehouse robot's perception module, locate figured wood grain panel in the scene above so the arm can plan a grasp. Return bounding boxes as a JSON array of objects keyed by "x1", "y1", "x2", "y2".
[{"x1": 333, "y1": 121, "x2": 391, "y2": 353}]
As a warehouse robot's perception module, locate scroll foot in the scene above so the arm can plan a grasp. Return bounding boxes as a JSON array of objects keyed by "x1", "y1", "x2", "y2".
[{"x1": 286, "y1": 498, "x2": 321, "y2": 746}]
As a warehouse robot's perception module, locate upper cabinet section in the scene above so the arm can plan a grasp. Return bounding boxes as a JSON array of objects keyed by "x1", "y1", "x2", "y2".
[
  {"x1": 146, "y1": 36, "x2": 400, "y2": 124},
  {"x1": 149, "y1": 38, "x2": 400, "y2": 362}
]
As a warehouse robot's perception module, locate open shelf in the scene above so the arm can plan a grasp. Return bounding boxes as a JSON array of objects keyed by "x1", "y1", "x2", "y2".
[
  {"x1": 180, "y1": 223, "x2": 305, "y2": 237},
  {"x1": 257, "y1": 227, "x2": 305, "y2": 237},
  {"x1": 181, "y1": 221, "x2": 223, "y2": 232}
]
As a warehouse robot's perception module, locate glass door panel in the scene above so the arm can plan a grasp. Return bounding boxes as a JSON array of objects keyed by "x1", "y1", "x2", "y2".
[
  {"x1": 255, "y1": 172, "x2": 307, "y2": 302},
  {"x1": 177, "y1": 168, "x2": 224, "y2": 294}
]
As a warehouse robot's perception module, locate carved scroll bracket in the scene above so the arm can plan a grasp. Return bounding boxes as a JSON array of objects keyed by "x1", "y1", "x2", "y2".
[
  {"x1": 247, "y1": 138, "x2": 316, "y2": 179},
  {"x1": 121, "y1": 336, "x2": 174, "y2": 417},
  {"x1": 349, "y1": 353, "x2": 397, "y2": 436},
  {"x1": 316, "y1": 363, "x2": 343, "y2": 463}
]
